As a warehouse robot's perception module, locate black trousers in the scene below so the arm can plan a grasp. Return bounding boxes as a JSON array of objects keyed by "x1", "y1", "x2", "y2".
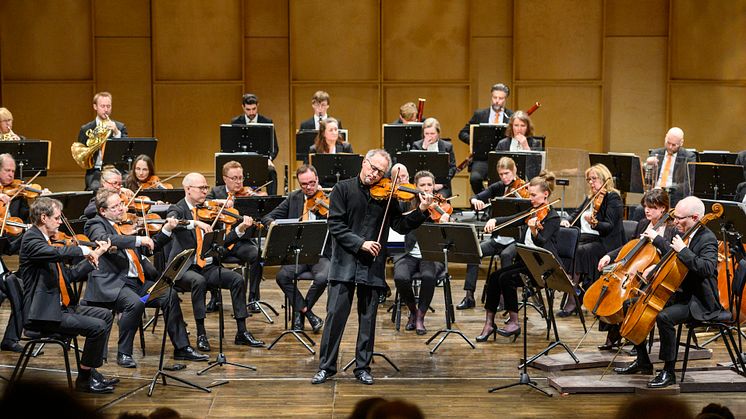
[
  {"x1": 469, "y1": 160, "x2": 489, "y2": 195},
  {"x1": 177, "y1": 263, "x2": 248, "y2": 321},
  {"x1": 53, "y1": 305, "x2": 113, "y2": 368},
  {"x1": 484, "y1": 244, "x2": 525, "y2": 313},
  {"x1": 318, "y1": 281, "x2": 380, "y2": 375},
  {"x1": 275, "y1": 258, "x2": 329, "y2": 312},
  {"x1": 226, "y1": 240, "x2": 261, "y2": 300},
  {"x1": 393, "y1": 255, "x2": 443, "y2": 311},
  {"x1": 464, "y1": 239, "x2": 510, "y2": 291},
  {"x1": 267, "y1": 165, "x2": 278, "y2": 195}
]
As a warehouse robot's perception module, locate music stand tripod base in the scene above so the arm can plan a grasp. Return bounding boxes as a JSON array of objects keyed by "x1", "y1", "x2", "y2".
[{"x1": 343, "y1": 352, "x2": 400, "y2": 372}]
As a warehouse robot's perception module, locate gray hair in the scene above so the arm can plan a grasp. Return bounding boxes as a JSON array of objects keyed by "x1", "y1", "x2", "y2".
[
  {"x1": 364, "y1": 149, "x2": 392, "y2": 172},
  {"x1": 30, "y1": 197, "x2": 63, "y2": 225}
]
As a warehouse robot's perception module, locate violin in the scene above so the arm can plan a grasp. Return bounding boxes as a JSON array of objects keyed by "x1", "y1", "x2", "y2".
[
  {"x1": 0, "y1": 202, "x2": 30, "y2": 236},
  {"x1": 571, "y1": 178, "x2": 610, "y2": 227},
  {"x1": 503, "y1": 178, "x2": 530, "y2": 199},
  {"x1": 116, "y1": 213, "x2": 189, "y2": 235},
  {"x1": 527, "y1": 205, "x2": 550, "y2": 233},
  {"x1": 488, "y1": 199, "x2": 560, "y2": 234},
  {"x1": 51, "y1": 231, "x2": 98, "y2": 248},
  {"x1": 141, "y1": 175, "x2": 173, "y2": 190},
  {"x1": 304, "y1": 190, "x2": 330, "y2": 218},
  {"x1": 428, "y1": 194, "x2": 453, "y2": 223},
  {"x1": 2, "y1": 179, "x2": 45, "y2": 200},
  {"x1": 369, "y1": 178, "x2": 423, "y2": 201},
  {"x1": 196, "y1": 200, "x2": 243, "y2": 224},
  {"x1": 236, "y1": 186, "x2": 268, "y2": 197}
]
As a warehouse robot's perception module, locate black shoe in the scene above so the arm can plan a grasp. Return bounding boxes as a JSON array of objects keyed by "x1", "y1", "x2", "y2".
[
  {"x1": 292, "y1": 312, "x2": 305, "y2": 331},
  {"x1": 174, "y1": 346, "x2": 209, "y2": 362},
  {"x1": 116, "y1": 353, "x2": 137, "y2": 368},
  {"x1": 648, "y1": 370, "x2": 676, "y2": 388},
  {"x1": 456, "y1": 296, "x2": 475, "y2": 310},
  {"x1": 355, "y1": 370, "x2": 374, "y2": 385},
  {"x1": 197, "y1": 334, "x2": 211, "y2": 352},
  {"x1": 311, "y1": 369, "x2": 335, "y2": 384},
  {"x1": 614, "y1": 360, "x2": 654, "y2": 375},
  {"x1": 598, "y1": 341, "x2": 623, "y2": 351},
  {"x1": 306, "y1": 311, "x2": 324, "y2": 333},
  {"x1": 476, "y1": 323, "x2": 497, "y2": 342},
  {"x1": 378, "y1": 287, "x2": 392, "y2": 305},
  {"x1": 557, "y1": 309, "x2": 576, "y2": 318},
  {"x1": 235, "y1": 331, "x2": 264, "y2": 347},
  {"x1": 1, "y1": 341, "x2": 23, "y2": 353},
  {"x1": 75, "y1": 374, "x2": 114, "y2": 394},
  {"x1": 416, "y1": 325, "x2": 427, "y2": 336},
  {"x1": 205, "y1": 296, "x2": 218, "y2": 313},
  {"x1": 91, "y1": 369, "x2": 119, "y2": 386},
  {"x1": 496, "y1": 327, "x2": 521, "y2": 342},
  {"x1": 247, "y1": 301, "x2": 261, "y2": 313},
  {"x1": 405, "y1": 313, "x2": 416, "y2": 331}
]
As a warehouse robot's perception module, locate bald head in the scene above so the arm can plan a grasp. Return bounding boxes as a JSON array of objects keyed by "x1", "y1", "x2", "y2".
[
  {"x1": 676, "y1": 196, "x2": 705, "y2": 218},
  {"x1": 664, "y1": 127, "x2": 685, "y2": 155},
  {"x1": 182, "y1": 172, "x2": 205, "y2": 188}
]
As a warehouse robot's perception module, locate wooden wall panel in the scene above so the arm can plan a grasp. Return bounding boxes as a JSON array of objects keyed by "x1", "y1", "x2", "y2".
[
  {"x1": 153, "y1": 0, "x2": 243, "y2": 81},
  {"x1": 470, "y1": 0, "x2": 512, "y2": 37},
  {"x1": 605, "y1": 0, "x2": 668, "y2": 36},
  {"x1": 470, "y1": 38, "x2": 512, "y2": 110},
  {"x1": 245, "y1": 0, "x2": 288, "y2": 37},
  {"x1": 290, "y1": 0, "x2": 378, "y2": 81},
  {"x1": 1, "y1": 0, "x2": 92, "y2": 81},
  {"x1": 670, "y1": 84, "x2": 746, "y2": 149},
  {"x1": 515, "y1": 0, "x2": 603, "y2": 81},
  {"x1": 671, "y1": 1, "x2": 746, "y2": 80},
  {"x1": 153, "y1": 84, "x2": 244, "y2": 173},
  {"x1": 94, "y1": 0, "x2": 151, "y2": 37},
  {"x1": 382, "y1": 0, "x2": 469, "y2": 81}
]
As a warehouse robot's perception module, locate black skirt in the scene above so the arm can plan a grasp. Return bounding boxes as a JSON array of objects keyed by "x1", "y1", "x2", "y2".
[{"x1": 574, "y1": 233, "x2": 605, "y2": 280}]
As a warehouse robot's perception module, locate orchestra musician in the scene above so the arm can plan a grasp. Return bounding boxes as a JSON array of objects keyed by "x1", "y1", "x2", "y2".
[
  {"x1": 0, "y1": 153, "x2": 31, "y2": 222},
  {"x1": 83, "y1": 189, "x2": 208, "y2": 368},
  {"x1": 20, "y1": 197, "x2": 117, "y2": 393},
  {"x1": 411, "y1": 118, "x2": 457, "y2": 198},
  {"x1": 83, "y1": 167, "x2": 134, "y2": 219},
  {"x1": 312, "y1": 149, "x2": 433, "y2": 386},
  {"x1": 476, "y1": 171, "x2": 559, "y2": 341},
  {"x1": 736, "y1": 181, "x2": 746, "y2": 203},
  {"x1": 391, "y1": 102, "x2": 419, "y2": 124},
  {"x1": 496, "y1": 111, "x2": 542, "y2": 151},
  {"x1": 458, "y1": 83, "x2": 513, "y2": 195},
  {"x1": 168, "y1": 173, "x2": 264, "y2": 352},
  {"x1": 736, "y1": 150, "x2": 746, "y2": 181},
  {"x1": 230, "y1": 93, "x2": 279, "y2": 195},
  {"x1": 645, "y1": 127, "x2": 696, "y2": 206},
  {"x1": 305, "y1": 117, "x2": 352, "y2": 164},
  {"x1": 76, "y1": 92, "x2": 128, "y2": 192},
  {"x1": 261, "y1": 164, "x2": 329, "y2": 333},
  {"x1": 614, "y1": 196, "x2": 723, "y2": 389},
  {"x1": 458, "y1": 157, "x2": 524, "y2": 310},
  {"x1": 0, "y1": 108, "x2": 23, "y2": 140},
  {"x1": 393, "y1": 170, "x2": 447, "y2": 335},
  {"x1": 299, "y1": 91, "x2": 343, "y2": 131},
  {"x1": 559, "y1": 163, "x2": 624, "y2": 316},
  {"x1": 124, "y1": 154, "x2": 169, "y2": 190}
]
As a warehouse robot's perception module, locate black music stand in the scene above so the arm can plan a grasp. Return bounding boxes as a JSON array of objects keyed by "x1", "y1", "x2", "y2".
[
  {"x1": 0, "y1": 139, "x2": 50, "y2": 178},
  {"x1": 102, "y1": 137, "x2": 157, "y2": 174},
  {"x1": 470, "y1": 124, "x2": 507, "y2": 161},
  {"x1": 487, "y1": 151, "x2": 543, "y2": 184},
  {"x1": 141, "y1": 189, "x2": 185, "y2": 208},
  {"x1": 415, "y1": 223, "x2": 481, "y2": 354},
  {"x1": 699, "y1": 151, "x2": 739, "y2": 165},
  {"x1": 146, "y1": 249, "x2": 213, "y2": 396},
  {"x1": 689, "y1": 163, "x2": 743, "y2": 201},
  {"x1": 46, "y1": 192, "x2": 93, "y2": 221},
  {"x1": 383, "y1": 123, "x2": 423, "y2": 157},
  {"x1": 395, "y1": 151, "x2": 450, "y2": 185},
  {"x1": 295, "y1": 129, "x2": 348, "y2": 161},
  {"x1": 489, "y1": 198, "x2": 532, "y2": 240},
  {"x1": 220, "y1": 123, "x2": 274, "y2": 156},
  {"x1": 589, "y1": 153, "x2": 645, "y2": 194},
  {"x1": 214, "y1": 152, "x2": 269, "y2": 190},
  {"x1": 310, "y1": 153, "x2": 362, "y2": 188},
  {"x1": 264, "y1": 221, "x2": 327, "y2": 354},
  {"x1": 234, "y1": 196, "x2": 285, "y2": 220}
]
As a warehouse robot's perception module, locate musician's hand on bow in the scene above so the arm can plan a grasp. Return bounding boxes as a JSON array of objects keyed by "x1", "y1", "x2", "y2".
[
  {"x1": 671, "y1": 235, "x2": 687, "y2": 253},
  {"x1": 361, "y1": 241, "x2": 381, "y2": 256},
  {"x1": 560, "y1": 219, "x2": 571, "y2": 228},
  {"x1": 484, "y1": 218, "x2": 497, "y2": 234},
  {"x1": 471, "y1": 198, "x2": 486, "y2": 211}
]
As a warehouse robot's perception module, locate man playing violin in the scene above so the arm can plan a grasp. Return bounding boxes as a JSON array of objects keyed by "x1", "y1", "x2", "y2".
[
  {"x1": 312, "y1": 149, "x2": 434, "y2": 386},
  {"x1": 261, "y1": 164, "x2": 329, "y2": 333},
  {"x1": 0, "y1": 153, "x2": 31, "y2": 222},
  {"x1": 83, "y1": 189, "x2": 208, "y2": 368},
  {"x1": 168, "y1": 172, "x2": 264, "y2": 352},
  {"x1": 83, "y1": 167, "x2": 135, "y2": 219},
  {"x1": 614, "y1": 196, "x2": 722, "y2": 389}
]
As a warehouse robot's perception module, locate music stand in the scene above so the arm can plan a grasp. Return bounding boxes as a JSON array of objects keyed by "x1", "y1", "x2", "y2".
[
  {"x1": 102, "y1": 137, "x2": 157, "y2": 173},
  {"x1": 487, "y1": 151, "x2": 544, "y2": 184},
  {"x1": 310, "y1": 153, "x2": 362, "y2": 187},
  {"x1": 688, "y1": 163, "x2": 743, "y2": 201},
  {"x1": 382, "y1": 123, "x2": 423, "y2": 157},
  {"x1": 415, "y1": 223, "x2": 481, "y2": 354},
  {"x1": 295, "y1": 129, "x2": 348, "y2": 161},
  {"x1": 141, "y1": 189, "x2": 185, "y2": 209},
  {"x1": 214, "y1": 153, "x2": 269, "y2": 189},
  {"x1": 589, "y1": 153, "x2": 645, "y2": 194},
  {"x1": 489, "y1": 198, "x2": 532, "y2": 240},
  {"x1": 146, "y1": 249, "x2": 213, "y2": 396},
  {"x1": 234, "y1": 196, "x2": 285, "y2": 220},
  {"x1": 470, "y1": 124, "x2": 507, "y2": 161},
  {"x1": 699, "y1": 150, "x2": 739, "y2": 165},
  {"x1": 263, "y1": 221, "x2": 327, "y2": 354},
  {"x1": 46, "y1": 192, "x2": 93, "y2": 220},
  {"x1": 0, "y1": 139, "x2": 50, "y2": 178},
  {"x1": 220, "y1": 123, "x2": 274, "y2": 156},
  {"x1": 395, "y1": 151, "x2": 450, "y2": 185}
]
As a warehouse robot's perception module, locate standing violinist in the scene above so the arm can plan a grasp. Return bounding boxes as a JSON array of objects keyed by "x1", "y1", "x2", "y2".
[
  {"x1": 124, "y1": 154, "x2": 170, "y2": 190},
  {"x1": 458, "y1": 157, "x2": 524, "y2": 310},
  {"x1": 559, "y1": 163, "x2": 624, "y2": 316},
  {"x1": 83, "y1": 189, "x2": 208, "y2": 368},
  {"x1": 168, "y1": 172, "x2": 264, "y2": 352},
  {"x1": 410, "y1": 118, "x2": 456, "y2": 198},
  {"x1": 261, "y1": 164, "x2": 329, "y2": 333},
  {"x1": 495, "y1": 111, "x2": 542, "y2": 151},
  {"x1": 311, "y1": 149, "x2": 433, "y2": 385},
  {"x1": 614, "y1": 196, "x2": 722, "y2": 388},
  {"x1": 230, "y1": 93, "x2": 279, "y2": 195},
  {"x1": 476, "y1": 171, "x2": 559, "y2": 342}
]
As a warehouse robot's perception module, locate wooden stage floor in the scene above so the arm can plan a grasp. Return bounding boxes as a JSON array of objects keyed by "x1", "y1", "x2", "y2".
[{"x1": 2, "y1": 263, "x2": 746, "y2": 418}]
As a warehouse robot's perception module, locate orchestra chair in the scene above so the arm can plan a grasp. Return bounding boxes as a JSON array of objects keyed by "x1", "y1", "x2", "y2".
[
  {"x1": 222, "y1": 253, "x2": 279, "y2": 324},
  {"x1": 555, "y1": 227, "x2": 586, "y2": 330},
  {"x1": 622, "y1": 220, "x2": 639, "y2": 242},
  {"x1": 390, "y1": 272, "x2": 438, "y2": 332}
]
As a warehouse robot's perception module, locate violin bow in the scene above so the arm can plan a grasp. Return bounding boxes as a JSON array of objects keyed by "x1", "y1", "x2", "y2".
[
  {"x1": 375, "y1": 167, "x2": 402, "y2": 247},
  {"x1": 570, "y1": 178, "x2": 610, "y2": 226},
  {"x1": 126, "y1": 185, "x2": 145, "y2": 208},
  {"x1": 156, "y1": 171, "x2": 182, "y2": 188},
  {"x1": 8, "y1": 170, "x2": 42, "y2": 201}
]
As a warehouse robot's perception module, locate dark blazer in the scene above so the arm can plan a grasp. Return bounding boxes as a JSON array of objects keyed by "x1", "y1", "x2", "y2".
[
  {"x1": 305, "y1": 142, "x2": 354, "y2": 165},
  {"x1": 649, "y1": 147, "x2": 697, "y2": 204},
  {"x1": 606, "y1": 218, "x2": 677, "y2": 261},
  {"x1": 77, "y1": 119, "x2": 128, "y2": 174},
  {"x1": 737, "y1": 150, "x2": 746, "y2": 181},
  {"x1": 230, "y1": 114, "x2": 279, "y2": 160},
  {"x1": 205, "y1": 186, "x2": 258, "y2": 239},
  {"x1": 495, "y1": 137, "x2": 542, "y2": 151},
  {"x1": 165, "y1": 198, "x2": 242, "y2": 263},
  {"x1": 735, "y1": 182, "x2": 746, "y2": 203},
  {"x1": 300, "y1": 117, "x2": 343, "y2": 131},
  {"x1": 262, "y1": 189, "x2": 332, "y2": 258},
  {"x1": 410, "y1": 139, "x2": 457, "y2": 183},
  {"x1": 458, "y1": 107, "x2": 513, "y2": 144},
  {"x1": 566, "y1": 192, "x2": 625, "y2": 253},
  {"x1": 20, "y1": 226, "x2": 94, "y2": 325},
  {"x1": 83, "y1": 215, "x2": 168, "y2": 303},
  {"x1": 472, "y1": 180, "x2": 510, "y2": 202}
]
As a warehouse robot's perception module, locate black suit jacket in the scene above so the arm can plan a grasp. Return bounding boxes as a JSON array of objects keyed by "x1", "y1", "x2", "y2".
[
  {"x1": 566, "y1": 192, "x2": 625, "y2": 253},
  {"x1": 737, "y1": 150, "x2": 746, "y2": 181},
  {"x1": 410, "y1": 139, "x2": 457, "y2": 184},
  {"x1": 230, "y1": 114, "x2": 279, "y2": 160},
  {"x1": 206, "y1": 185, "x2": 258, "y2": 239},
  {"x1": 300, "y1": 117, "x2": 343, "y2": 131},
  {"x1": 262, "y1": 189, "x2": 332, "y2": 258},
  {"x1": 77, "y1": 119, "x2": 128, "y2": 173},
  {"x1": 471, "y1": 180, "x2": 509, "y2": 202},
  {"x1": 458, "y1": 107, "x2": 513, "y2": 144},
  {"x1": 495, "y1": 137, "x2": 542, "y2": 151},
  {"x1": 305, "y1": 142, "x2": 354, "y2": 164},
  {"x1": 735, "y1": 182, "x2": 746, "y2": 203},
  {"x1": 649, "y1": 147, "x2": 697, "y2": 204},
  {"x1": 165, "y1": 199, "x2": 242, "y2": 264}
]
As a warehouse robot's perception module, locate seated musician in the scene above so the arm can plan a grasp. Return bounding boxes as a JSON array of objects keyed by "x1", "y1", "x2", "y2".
[
  {"x1": 458, "y1": 157, "x2": 524, "y2": 310},
  {"x1": 261, "y1": 164, "x2": 328, "y2": 333},
  {"x1": 124, "y1": 154, "x2": 171, "y2": 190},
  {"x1": 168, "y1": 173, "x2": 264, "y2": 351},
  {"x1": 305, "y1": 117, "x2": 352, "y2": 164},
  {"x1": 299, "y1": 90, "x2": 343, "y2": 131},
  {"x1": 476, "y1": 171, "x2": 559, "y2": 341},
  {"x1": 735, "y1": 181, "x2": 745, "y2": 203},
  {"x1": 596, "y1": 188, "x2": 676, "y2": 350},
  {"x1": 410, "y1": 118, "x2": 457, "y2": 198},
  {"x1": 393, "y1": 170, "x2": 447, "y2": 335},
  {"x1": 20, "y1": 197, "x2": 118, "y2": 393},
  {"x1": 0, "y1": 107, "x2": 23, "y2": 140},
  {"x1": 559, "y1": 163, "x2": 624, "y2": 316},
  {"x1": 391, "y1": 102, "x2": 419, "y2": 125},
  {"x1": 230, "y1": 93, "x2": 279, "y2": 195},
  {"x1": 614, "y1": 196, "x2": 723, "y2": 389},
  {"x1": 83, "y1": 189, "x2": 208, "y2": 368},
  {"x1": 83, "y1": 167, "x2": 134, "y2": 219},
  {"x1": 0, "y1": 153, "x2": 32, "y2": 222},
  {"x1": 495, "y1": 111, "x2": 542, "y2": 151}
]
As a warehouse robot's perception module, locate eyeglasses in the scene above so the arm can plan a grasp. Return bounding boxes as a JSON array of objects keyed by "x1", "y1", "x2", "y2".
[
  {"x1": 103, "y1": 179, "x2": 122, "y2": 187},
  {"x1": 299, "y1": 180, "x2": 317, "y2": 187},
  {"x1": 365, "y1": 159, "x2": 386, "y2": 177},
  {"x1": 585, "y1": 176, "x2": 600, "y2": 183},
  {"x1": 189, "y1": 185, "x2": 210, "y2": 192},
  {"x1": 226, "y1": 175, "x2": 244, "y2": 182},
  {"x1": 673, "y1": 214, "x2": 693, "y2": 221}
]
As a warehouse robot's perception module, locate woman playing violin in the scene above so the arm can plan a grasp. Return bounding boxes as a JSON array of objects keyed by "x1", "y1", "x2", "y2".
[
  {"x1": 124, "y1": 154, "x2": 170, "y2": 190},
  {"x1": 306, "y1": 117, "x2": 352, "y2": 164},
  {"x1": 476, "y1": 171, "x2": 560, "y2": 341},
  {"x1": 559, "y1": 163, "x2": 624, "y2": 316}
]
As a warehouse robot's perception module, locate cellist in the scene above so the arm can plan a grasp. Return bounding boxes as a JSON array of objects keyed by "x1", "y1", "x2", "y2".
[{"x1": 614, "y1": 196, "x2": 722, "y2": 389}]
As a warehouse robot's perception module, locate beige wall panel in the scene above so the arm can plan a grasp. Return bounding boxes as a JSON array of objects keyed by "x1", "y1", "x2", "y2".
[
  {"x1": 245, "y1": 0, "x2": 288, "y2": 37},
  {"x1": 290, "y1": 1, "x2": 378, "y2": 81},
  {"x1": 670, "y1": 84, "x2": 746, "y2": 150},
  {"x1": 94, "y1": 0, "x2": 150, "y2": 37},
  {"x1": 671, "y1": 1, "x2": 746, "y2": 80},
  {"x1": 470, "y1": 0, "x2": 512, "y2": 37},
  {"x1": 154, "y1": 84, "x2": 243, "y2": 172},
  {"x1": 2, "y1": 83, "x2": 94, "y2": 173},
  {"x1": 515, "y1": 0, "x2": 603, "y2": 80},
  {"x1": 1, "y1": 0, "x2": 92, "y2": 80},
  {"x1": 470, "y1": 37, "x2": 512, "y2": 110},
  {"x1": 382, "y1": 0, "x2": 469, "y2": 81},
  {"x1": 153, "y1": 0, "x2": 243, "y2": 81},
  {"x1": 292, "y1": 85, "x2": 379, "y2": 160},
  {"x1": 96, "y1": 38, "x2": 153, "y2": 137},
  {"x1": 605, "y1": 0, "x2": 668, "y2": 36},
  {"x1": 606, "y1": 37, "x2": 667, "y2": 157}
]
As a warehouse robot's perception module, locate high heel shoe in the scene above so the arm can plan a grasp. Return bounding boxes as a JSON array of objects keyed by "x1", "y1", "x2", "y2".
[
  {"x1": 475, "y1": 323, "x2": 497, "y2": 342},
  {"x1": 496, "y1": 327, "x2": 521, "y2": 342}
]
